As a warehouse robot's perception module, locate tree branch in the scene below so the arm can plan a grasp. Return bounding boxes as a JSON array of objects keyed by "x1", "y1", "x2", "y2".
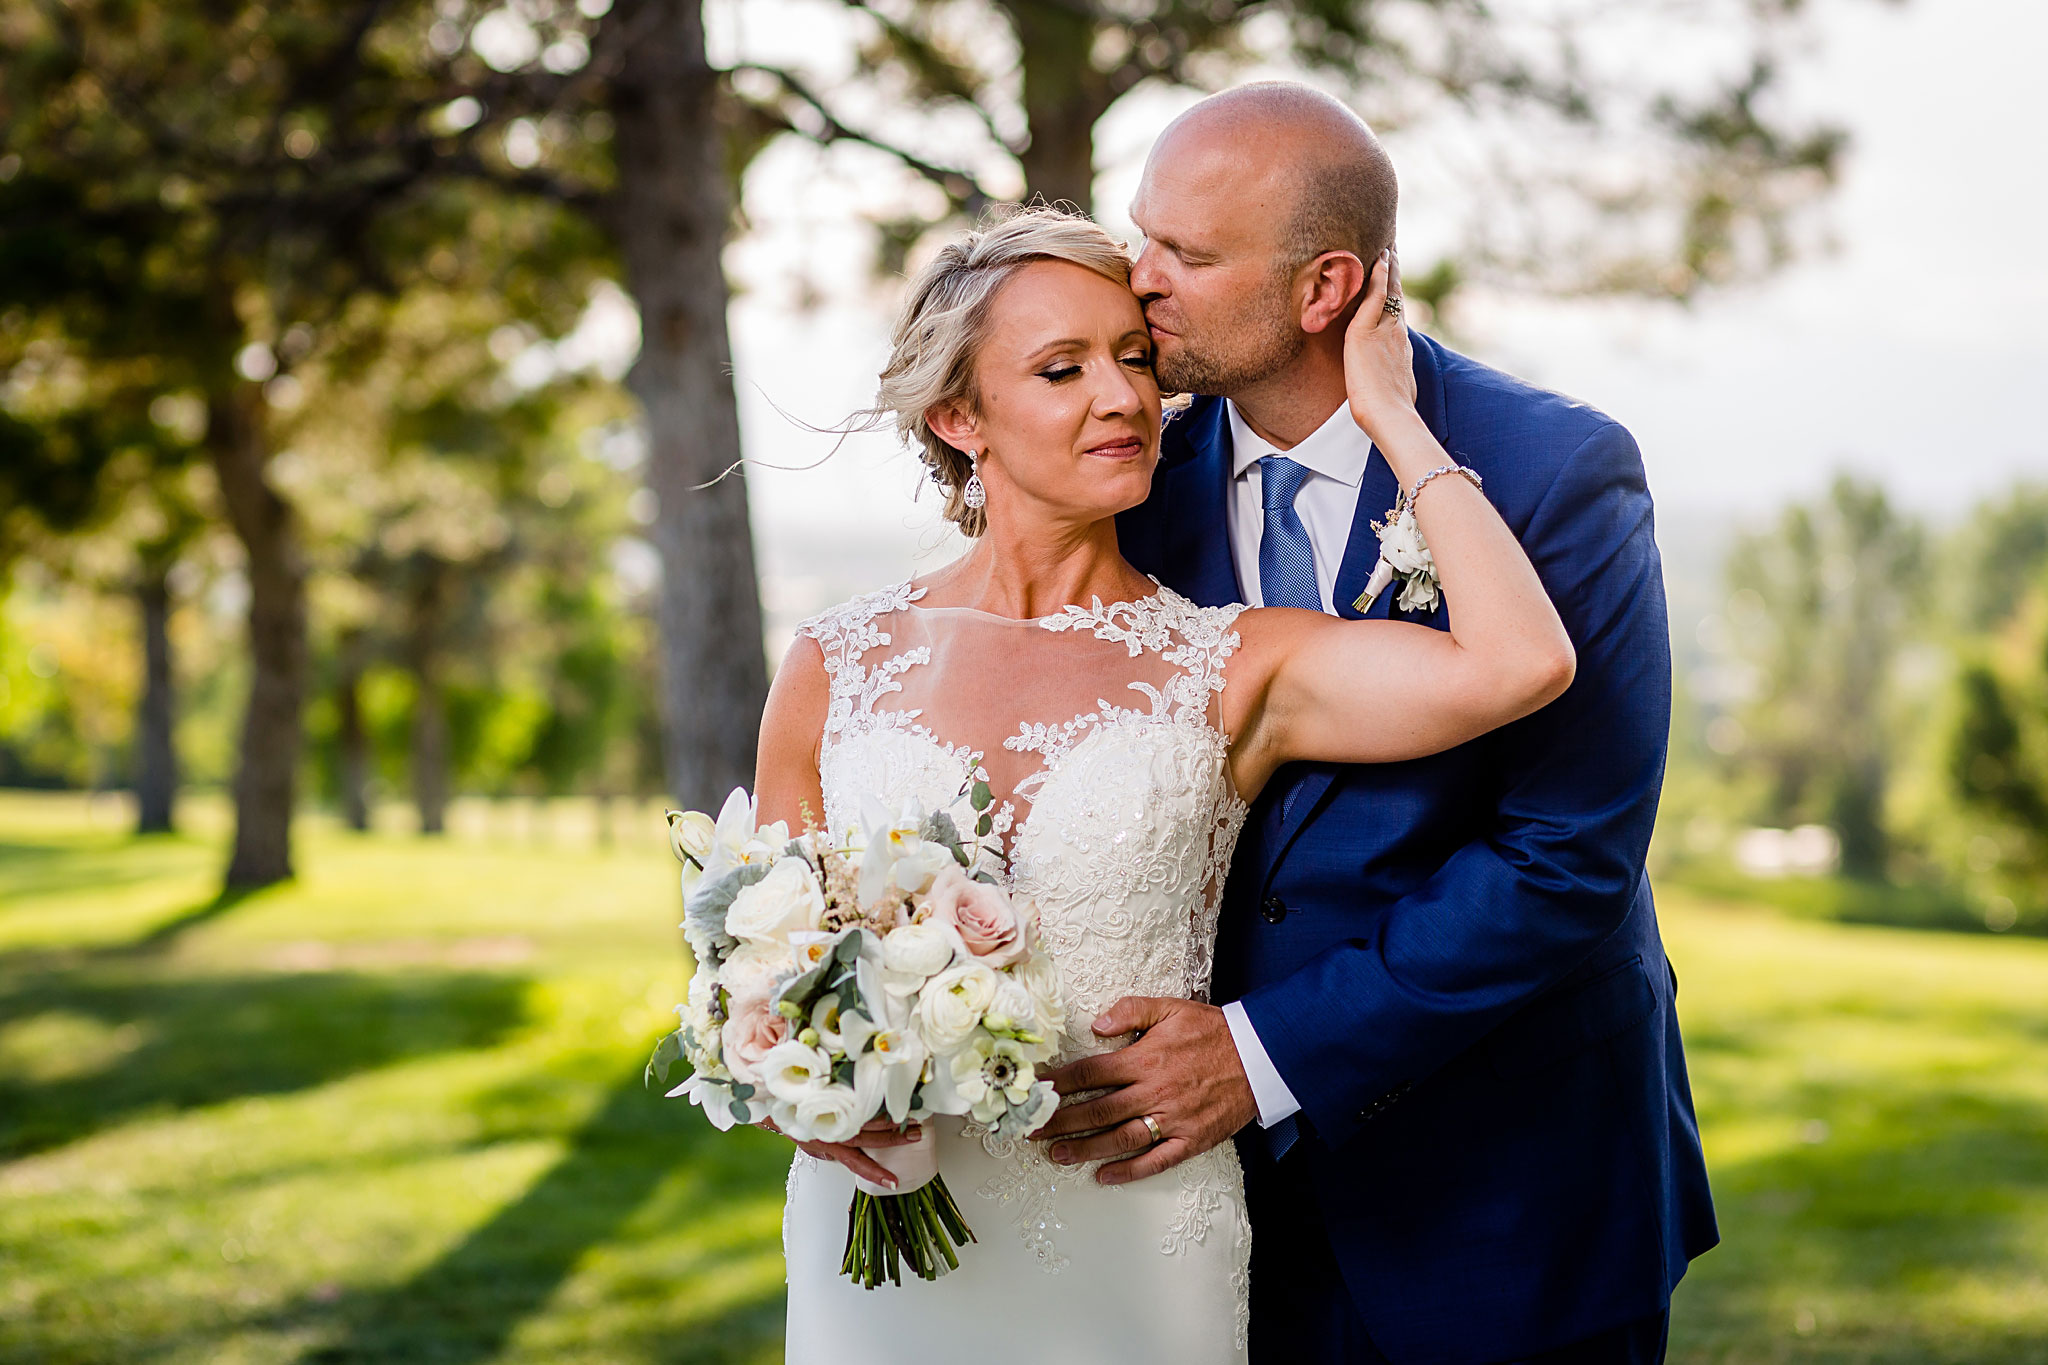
[{"x1": 732, "y1": 62, "x2": 996, "y2": 216}]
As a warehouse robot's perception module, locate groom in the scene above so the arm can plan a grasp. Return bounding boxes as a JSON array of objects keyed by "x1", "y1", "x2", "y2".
[{"x1": 1038, "y1": 84, "x2": 1718, "y2": 1363}]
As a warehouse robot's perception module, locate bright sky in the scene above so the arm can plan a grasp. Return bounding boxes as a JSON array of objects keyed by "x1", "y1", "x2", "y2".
[{"x1": 696, "y1": 0, "x2": 2046, "y2": 645}]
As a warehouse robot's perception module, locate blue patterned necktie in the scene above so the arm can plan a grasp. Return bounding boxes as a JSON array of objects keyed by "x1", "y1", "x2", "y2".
[{"x1": 1257, "y1": 455, "x2": 1321, "y2": 611}]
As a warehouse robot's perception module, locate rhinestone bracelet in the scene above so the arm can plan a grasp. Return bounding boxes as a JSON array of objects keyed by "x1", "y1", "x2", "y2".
[{"x1": 1405, "y1": 463, "x2": 1483, "y2": 507}]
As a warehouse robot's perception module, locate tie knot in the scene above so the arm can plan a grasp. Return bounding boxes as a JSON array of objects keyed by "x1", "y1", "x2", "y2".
[{"x1": 1259, "y1": 455, "x2": 1312, "y2": 512}]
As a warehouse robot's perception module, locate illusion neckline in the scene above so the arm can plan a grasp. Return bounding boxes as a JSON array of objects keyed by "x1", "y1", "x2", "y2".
[{"x1": 897, "y1": 576, "x2": 1172, "y2": 625}]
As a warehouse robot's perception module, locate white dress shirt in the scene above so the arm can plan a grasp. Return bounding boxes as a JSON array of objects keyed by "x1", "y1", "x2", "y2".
[{"x1": 1217, "y1": 398, "x2": 1380, "y2": 1129}]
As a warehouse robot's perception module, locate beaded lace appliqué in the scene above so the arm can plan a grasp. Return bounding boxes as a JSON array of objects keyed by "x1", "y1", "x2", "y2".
[{"x1": 795, "y1": 582, "x2": 1254, "y2": 1344}]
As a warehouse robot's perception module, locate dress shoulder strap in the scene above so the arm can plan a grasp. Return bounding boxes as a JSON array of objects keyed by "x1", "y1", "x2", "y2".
[
  {"x1": 794, "y1": 581, "x2": 931, "y2": 746},
  {"x1": 1035, "y1": 584, "x2": 1247, "y2": 729},
  {"x1": 794, "y1": 581, "x2": 923, "y2": 673}
]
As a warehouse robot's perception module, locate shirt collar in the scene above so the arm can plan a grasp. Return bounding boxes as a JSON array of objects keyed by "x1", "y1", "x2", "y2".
[{"x1": 1225, "y1": 399, "x2": 1373, "y2": 488}]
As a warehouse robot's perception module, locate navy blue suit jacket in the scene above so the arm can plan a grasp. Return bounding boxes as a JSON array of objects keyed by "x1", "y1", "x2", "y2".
[{"x1": 1117, "y1": 333, "x2": 1717, "y2": 1363}]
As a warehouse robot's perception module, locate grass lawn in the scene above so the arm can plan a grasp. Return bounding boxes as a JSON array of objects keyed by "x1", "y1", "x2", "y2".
[{"x1": 2, "y1": 790, "x2": 2045, "y2": 1362}]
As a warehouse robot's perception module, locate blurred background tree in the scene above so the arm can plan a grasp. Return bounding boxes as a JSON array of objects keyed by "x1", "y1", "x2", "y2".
[
  {"x1": 1708, "y1": 476, "x2": 1926, "y2": 879},
  {"x1": 9, "y1": 0, "x2": 2044, "y2": 950},
  {"x1": 734, "y1": 0, "x2": 1848, "y2": 307}
]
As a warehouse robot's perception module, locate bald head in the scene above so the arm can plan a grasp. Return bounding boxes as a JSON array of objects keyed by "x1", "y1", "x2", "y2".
[{"x1": 1153, "y1": 82, "x2": 1398, "y2": 273}]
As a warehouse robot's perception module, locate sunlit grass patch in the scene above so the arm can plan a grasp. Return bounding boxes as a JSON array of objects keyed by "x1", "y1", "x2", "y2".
[{"x1": 3, "y1": 793, "x2": 2047, "y2": 1362}]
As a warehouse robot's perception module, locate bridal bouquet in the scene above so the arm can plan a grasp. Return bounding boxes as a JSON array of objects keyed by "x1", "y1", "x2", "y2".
[{"x1": 645, "y1": 786, "x2": 1063, "y2": 1288}]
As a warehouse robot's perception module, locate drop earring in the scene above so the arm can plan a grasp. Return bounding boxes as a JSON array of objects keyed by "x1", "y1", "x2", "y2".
[{"x1": 963, "y1": 449, "x2": 987, "y2": 510}]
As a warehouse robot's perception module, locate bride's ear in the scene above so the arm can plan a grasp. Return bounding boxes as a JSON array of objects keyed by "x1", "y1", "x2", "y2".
[{"x1": 925, "y1": 404, "x2": 979, "y2": 453}]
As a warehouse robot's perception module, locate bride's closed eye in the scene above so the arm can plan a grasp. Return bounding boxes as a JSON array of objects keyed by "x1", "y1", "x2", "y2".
[{"x1": 1035, "y1": 350, "x2": 1153, "y2": 383}]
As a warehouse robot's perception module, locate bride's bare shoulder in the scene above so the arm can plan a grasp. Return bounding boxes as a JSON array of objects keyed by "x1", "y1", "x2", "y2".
[{"x1": 1225, "y1": 604, "x2": 1331, "y2": 667}]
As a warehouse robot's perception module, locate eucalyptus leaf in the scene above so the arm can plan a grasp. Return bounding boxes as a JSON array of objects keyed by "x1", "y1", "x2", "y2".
[
  {"x1": 729, "y1": 1099, "x2": 751, "y2": 1123},
  {"x1": 970, "y1": 780, "x2": 993, "y2": 811},
  {"x1": 684, "y1": 862, "x2": 770, "y2": 955},
  {"x1": 730, "y1": 1082, "x2": 756, "y2": 1101},
  {"x1": 920, "y1": 810, "x2": 962, "y2": 849},
  {"x1": 644, "y1": 1029, "x2": 684, "y2": 1086},
  {"x1": 777, "y1": 963, "x2": 829, "y2": 1011}
]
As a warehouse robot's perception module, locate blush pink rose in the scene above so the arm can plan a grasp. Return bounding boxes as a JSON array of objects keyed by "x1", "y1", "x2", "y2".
[
  {"x1": 927, "y1": 866, "x2": 1029, "y2": 969},
  {"x1": 722, "y1": 983, "x2": 791, "y2": 1086}
]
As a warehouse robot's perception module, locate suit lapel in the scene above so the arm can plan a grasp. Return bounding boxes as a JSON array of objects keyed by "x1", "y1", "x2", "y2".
[
  {"x1": 1261, "y1": 335, "x2": 1454, "y2": 877},
  {"x1": 1160, "y1": 398, "x2": 1244, "y2": 607}
]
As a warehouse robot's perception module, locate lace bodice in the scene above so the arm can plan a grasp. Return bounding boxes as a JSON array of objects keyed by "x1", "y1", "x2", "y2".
[
  {"x1": 795, "y1": 580, "x2": 1254, "y2": 1302},
  {"x1": 799, "y1": 580, "x2": 1250, "y2": 1040}
]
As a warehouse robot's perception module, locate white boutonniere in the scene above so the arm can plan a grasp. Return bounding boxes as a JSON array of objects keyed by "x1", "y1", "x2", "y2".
[{"x1": 1355, "y1": 502, "x2": 1440, "y2": 614}]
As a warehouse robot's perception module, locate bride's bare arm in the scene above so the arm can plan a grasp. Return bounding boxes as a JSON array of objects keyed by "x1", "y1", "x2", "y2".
[
  {"x1": 748, "y1": 637, "x2": 922, "y2": 1181},
  {"x1": 754, "y1": 636, "x2": 829, "y2": 833},
  {"x1": 1227, "y1": 253, "x2": 1575, "y2": 801}
]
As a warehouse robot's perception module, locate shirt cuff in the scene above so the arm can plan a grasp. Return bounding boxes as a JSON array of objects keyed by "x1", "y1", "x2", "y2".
[{"x1": 1222, "y1": 999, "x2": 1303, "y2": 1129}]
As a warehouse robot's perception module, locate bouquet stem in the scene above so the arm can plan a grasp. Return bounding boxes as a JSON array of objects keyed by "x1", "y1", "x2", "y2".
[
  {"x1": 841, "y1": 1175, "x2": 976, "y2": 1289},
  {"x1": 838, "y1": 1128, "x2": 975, "y2": 1288}
]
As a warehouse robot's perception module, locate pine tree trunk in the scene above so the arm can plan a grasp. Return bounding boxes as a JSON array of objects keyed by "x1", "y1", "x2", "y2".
[
  {"x1": 407, "y1": 555, "x2": 451, "y2": 835},
  {"x1": 601, "y1": 0, "x2": 769, "y2": 810},
  {"x1": 134, "y1": 566, "x2": 178, "y2": 834},
  {"x1": 1008, "y1": 1, "x2": 1115, "y2": 209},
  {"x1": 336, "y1": 626, "x2": 371, "y2": 832},
  {"x1": 208, "y1": 382, "x2": 307, "y2": 888}
]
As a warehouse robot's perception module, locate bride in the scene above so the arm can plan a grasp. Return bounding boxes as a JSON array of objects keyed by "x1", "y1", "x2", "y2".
[{"x1": 752, "y1": 206, "x2": 1573, "y2": 1363}]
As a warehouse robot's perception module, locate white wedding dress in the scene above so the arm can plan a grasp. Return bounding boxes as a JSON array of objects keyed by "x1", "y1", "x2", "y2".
[{"x1": 781, "y1": 580, "x2": 1255, "y2": 1364}]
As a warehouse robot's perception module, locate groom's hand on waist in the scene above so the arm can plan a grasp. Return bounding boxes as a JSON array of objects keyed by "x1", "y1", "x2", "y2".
[{"x1": 1032, "y1": 997, "x2": 1259, "y2": 1185}]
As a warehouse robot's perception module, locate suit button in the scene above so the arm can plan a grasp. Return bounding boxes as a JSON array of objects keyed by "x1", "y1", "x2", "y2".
[{"x1": 1261, "y1": 896, "x2": 1288, "y2": 924}]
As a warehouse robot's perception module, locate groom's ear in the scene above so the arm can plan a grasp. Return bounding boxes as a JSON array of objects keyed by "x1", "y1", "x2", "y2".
[{"x1": 1297, "y1": 250, "x2": 1369, "y2": 336}]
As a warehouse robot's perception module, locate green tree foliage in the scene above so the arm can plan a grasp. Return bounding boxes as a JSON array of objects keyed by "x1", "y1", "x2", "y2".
[
  {"x1": 0, "y1": 0, "x2": 613, "y2": 882},
  {"x1": 1713, "y1": 476, "x2": 1926, "y2": 878},
  {"x1": 736, "y1": 0, "x2": 1850, "y2": 303}
]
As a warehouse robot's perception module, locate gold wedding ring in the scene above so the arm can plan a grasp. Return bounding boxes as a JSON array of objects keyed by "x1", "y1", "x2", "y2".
[{"x1": 1141, "y1": 1113, "x2": 1164, "y2": 1145}]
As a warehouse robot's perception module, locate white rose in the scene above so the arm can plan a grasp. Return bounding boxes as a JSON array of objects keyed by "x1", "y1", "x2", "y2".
[
  {"x1": 726, "y1": 858, "x2": 825, "y2": 946},
  {"x1": 760, "y1": 1039, "x2": 833, "y2": 1104},
  {"x1": 984, "y1": 976, "x2": 1038, "y2": 1034},
  {"x1": 792, "y1": 1083, "x2": 867, "y2": 1144},
  {"x1": 718, "y1": 940, "x2": 790, "y2": 1001},
  {"x1": 917, "y1": 959, "x2": 1000, "y2": 1054},
  {"x1": 882, "y1": 920, "x2": 960, "y2": 980},
  {"x1": 1015, "y1": 952, "x2": 1066, "y2": 1038}
]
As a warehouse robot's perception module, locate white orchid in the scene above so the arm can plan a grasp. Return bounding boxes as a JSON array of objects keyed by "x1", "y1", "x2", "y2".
[
  {"x1": 857, "y1": 796, "x2": 956, "y2": 906},
  {"x1": 667, "y1": 1074, "x2": 765, "y2": 1132},
  {"x1": 698, "y1": 787, "x2": 790, "y2": 884},
  {"x1": 849, "y1": 1018, "x2": 928, "y2": 1125}
]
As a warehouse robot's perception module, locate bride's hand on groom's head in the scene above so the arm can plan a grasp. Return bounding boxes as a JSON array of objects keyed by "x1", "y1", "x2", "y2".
[
  {"x1": 1031, "y1": 997, "x2": 1259, "y2": 1186},
  {"x1": 1343, "y1": 248, "x2": 1420, "y2": 450}
]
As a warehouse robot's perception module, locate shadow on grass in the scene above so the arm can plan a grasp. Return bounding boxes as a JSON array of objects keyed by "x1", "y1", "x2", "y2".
[
  {"x1": 0, "y1": 963, "x2": 532, "y2": 1159},
  {"x1": 127, "y1": 883, "x2": 263, "y2": 950},
  {"x1": 0, "y1": 836, "x2": 195, "y2": 906},
  {"x1": 1674, "y1": 1082, "x2": 2048, "y2": 1363},
  {"x1": 288, "y1": 1069, "x2": 786, "y2": 1365}
]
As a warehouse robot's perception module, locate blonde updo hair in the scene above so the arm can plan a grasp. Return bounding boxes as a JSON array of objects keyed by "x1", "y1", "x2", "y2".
[{"x1": 874, "y1": 204, "x2": 1134, "y2": 537}]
